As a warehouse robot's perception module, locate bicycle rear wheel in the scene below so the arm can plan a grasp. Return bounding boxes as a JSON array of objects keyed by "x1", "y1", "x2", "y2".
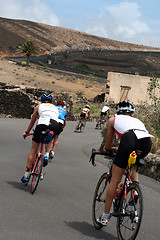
[
  {"x1": 92, "y1": 172, "x2": 111, "y2": 229},
  {"x1": 30, "y1": 155, "x2": 44, "y2": 194},
  {"x1": 117, "y1": 182, "x2": 143, "y2": 240}
]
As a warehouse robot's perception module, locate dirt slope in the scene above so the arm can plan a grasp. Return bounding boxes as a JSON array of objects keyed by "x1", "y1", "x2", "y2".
[{"x1": 0, "y1": 17, "x2": 160, "y2": 57}]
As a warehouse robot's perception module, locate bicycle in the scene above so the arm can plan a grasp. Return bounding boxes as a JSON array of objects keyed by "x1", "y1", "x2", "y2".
[
  {"x1": 74, "y1": 119, "x2": 86, "y2": 133},
  {"x1": 95, "y1": 116, "x2": 108, "y2": 130},
  {"x1": 25, "y1": 129, "x2": 54, "y2": 194},
  {"x1": 90, "y1": 149, "x2": 145, "y2": 240}
]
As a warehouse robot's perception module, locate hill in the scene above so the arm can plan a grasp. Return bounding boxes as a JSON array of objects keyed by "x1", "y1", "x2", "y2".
[
  {"x1": 1, "y1": 17, "x2": 160, "y2": 78},
  {"x1": 0, "y1": 17, "x2": 160, "y2": 56}
]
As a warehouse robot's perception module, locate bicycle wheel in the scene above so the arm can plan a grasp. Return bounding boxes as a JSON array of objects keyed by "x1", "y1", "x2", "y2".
[
  {"x1": 117, "y1": 182, "x2": 143, "y2": 240},
  {"x1": 30, "y1": 155, "x2": 44, "y2": 194},
  {"x1": 92, "y1": 172, "x2": 111, "y2": 229}
]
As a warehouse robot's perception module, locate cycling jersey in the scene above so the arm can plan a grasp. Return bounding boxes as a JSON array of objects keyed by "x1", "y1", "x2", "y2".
[
  {"x1": 82, "y1": 107, "x2": 89, "y2": 113},
  {"x1": 114, "y1": 115, "x2": 153, "y2": 139},
  {"x1": 56, "y1": 106, "x2": 67, "y2": 124},
  {"x1": 37, "y1": 103, "x2": 59, "y2": 126},
  {"x1": 101, "y1": 106, "x2": 109, "y2": 113}
]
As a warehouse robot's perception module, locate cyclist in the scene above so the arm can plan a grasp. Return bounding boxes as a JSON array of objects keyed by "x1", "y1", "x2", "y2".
[
  {"x1": 21, "y1": 93, "x2": 60, "y2": 183},
  {"x1": 97, "y1": 101, "x2": 153, "y2": 226},
  {"x1": 95, "y1": 103, "x2": 110, "y2": 128},
  {"x1": 78, "y1": 105, "x2": 90, "y2": 126},
  {"x1": 49, "y1": 101, "x2": 67, "y2": 159},
  {"x1": 63, "y1": 101, "x2": 67, "y2": 110}
]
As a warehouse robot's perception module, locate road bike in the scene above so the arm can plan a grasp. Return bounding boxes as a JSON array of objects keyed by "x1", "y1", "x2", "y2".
[
  {"x1": 90, "y1": 149, "x2": 145, "y2": 240},
  {"x1": 95, "y1": 116, "x2": 108, "y2": 130},
  {"x1": 25, "y1": 129, "x2": 53, "y2": 194},
  {"x1": 74, "y1": 119, "x2": 86, "y2": 133}
]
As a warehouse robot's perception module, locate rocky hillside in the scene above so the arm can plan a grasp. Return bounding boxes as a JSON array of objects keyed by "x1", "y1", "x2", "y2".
[{"x1": 1, "y1": 17, "x2": 160, "y2": 57}]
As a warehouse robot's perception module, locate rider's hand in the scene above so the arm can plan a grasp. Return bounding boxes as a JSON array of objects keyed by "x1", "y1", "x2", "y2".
[
  {"x1": 103, "y1": 146, "x2": 117, "y2": 156},
  {"x1": 23, "y1": 131, "x2": 29, "y2": 139}
]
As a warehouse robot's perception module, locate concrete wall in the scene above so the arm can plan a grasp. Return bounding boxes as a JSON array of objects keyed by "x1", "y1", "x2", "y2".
[{"x1": 106, "y1": 72, "x2": 160, "y2": 104}]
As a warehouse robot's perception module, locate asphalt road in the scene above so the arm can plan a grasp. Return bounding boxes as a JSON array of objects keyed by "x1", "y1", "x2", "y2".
[{"x1": 0, "y1": 118, "x2": 160, "y2": 240}]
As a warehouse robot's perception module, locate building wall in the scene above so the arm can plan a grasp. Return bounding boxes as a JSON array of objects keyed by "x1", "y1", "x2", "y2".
[{"x1": 106, "y1": 72, "x2": 160, "y2": 104}]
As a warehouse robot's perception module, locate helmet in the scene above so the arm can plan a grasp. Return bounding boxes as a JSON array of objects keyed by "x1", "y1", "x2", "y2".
[
  {"x1": 57, "y1": 101, "x2": 65, "y2": 107},
  {"x1": 40, "y1": 93, "x2": 53, "y2": 103},
  {"x1": 116, "y1": 101, "x2": 135, "y2": 114},
  {"x1": 85, "y1": 105, "x2": 90, "y2": 109}
]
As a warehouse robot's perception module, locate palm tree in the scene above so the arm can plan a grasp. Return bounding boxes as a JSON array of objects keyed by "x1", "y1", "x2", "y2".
[{"x1": 17, "y1": 41, "x2": 38, "y2": 66}]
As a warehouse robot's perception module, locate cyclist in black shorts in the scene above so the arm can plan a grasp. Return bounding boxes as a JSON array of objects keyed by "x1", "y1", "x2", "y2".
[
  {"x1": 78, "y1": 105, "x2": 90, "y2": 126},
  {"x1": 97, "y1": 101, "x2": 153, "y2": 226},
  {"x1": 96, "y1": 104, "x2": 110, "y2": 128},
  {"x1": 21, "y1": 93, "x2": 59, "y2": 183}
]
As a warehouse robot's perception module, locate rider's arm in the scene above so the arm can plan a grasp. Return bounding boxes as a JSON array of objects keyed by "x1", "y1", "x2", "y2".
[
  {"x1": 108, "y1": 108, "x2": 110, "y2": 117},
  {"x1": 24, "y1": 105, "x2": 39, "y2": 134},
  {"x1": 103, "y1": 117, "x2": 115, "y2": 151},
  {"x1": 88, "y1": 110, "x2": 90, "y2": 119}
]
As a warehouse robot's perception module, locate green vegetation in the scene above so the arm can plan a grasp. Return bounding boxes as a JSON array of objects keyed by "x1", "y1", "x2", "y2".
[
  {"x1": 17, "y1": 41, "x2": 38, "y2": 66},
  {"x1": 75, "y1": 64, "x2": 103, "y2": 75},
  {"x1": 73, "y1": 106, "x2": 82, "y2": 114}
]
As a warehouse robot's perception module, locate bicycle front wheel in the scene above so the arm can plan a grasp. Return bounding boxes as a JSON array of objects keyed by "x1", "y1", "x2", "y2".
[
  {"x1": 30, "y1": 155, "x2": 44, "y2": 194},
  {"x1": 117, "y1": 182, "x2": 143, "y2": 240},
  {"x1": 92, "y1": 172, "x2": 111, "y2": 229}
]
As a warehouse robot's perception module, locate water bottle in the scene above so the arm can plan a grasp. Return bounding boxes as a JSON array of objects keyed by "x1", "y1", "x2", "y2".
[
  {"x1": 115, "y1": 183, "x2": 123, "y2": 199},
  {"x1": 45, "y1": 131, "x2": 54, "y2": 144},
  {"x1": 128, "y1": 151, "x2": 137, "y2": 168}
]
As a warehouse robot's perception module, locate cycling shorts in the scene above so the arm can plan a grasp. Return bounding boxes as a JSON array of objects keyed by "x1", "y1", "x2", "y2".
[
  {"x1": 113, "y1": 130, "x2": 152, "y2": 169},
  {"x1": 32, "y1": 120, "x2": 59, "y2": 143},
  {"x1": 80, "y1": 112, "x2": 86, "y2": 119},
  {"x1": 101, "y1": 112, "x2": 107, "y2": 116},
  {"x1": 57, "y1": 122, "x2": 64, "y2": 135}
]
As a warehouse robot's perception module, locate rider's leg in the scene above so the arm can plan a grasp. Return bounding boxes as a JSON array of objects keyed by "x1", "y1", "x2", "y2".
[
  {"x1": 45, "y1": 140, "x2": 53, "y2": 158},
  {"x1": 51, "y1": 135, "x2": 59, "y2": 157},
  {"x1": 131, "y1": 167, "x2": 138, "y2": 182},
  {"x1": 21, "y1": 141, "x2": 39, "y2": 181},
  {"x1": 104, "y1": 164, "x2": 125, "y2": 213},
  {"x1": 26, "y1": 140, "x2": 40, "y2": 169}
]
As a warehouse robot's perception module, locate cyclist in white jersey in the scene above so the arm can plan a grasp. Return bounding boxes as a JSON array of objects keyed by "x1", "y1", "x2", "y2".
[
  {"x1": 97, "y1": 101, "x2": 153, "y2": 226},
  {"x1": 96, "y1": 104, "x2": 110, "y2": 128},
  {"x1": 21, "y1": 93, "x2": 59, "y2": 183},
  {"x1": 78, "y1": 105, "x2": 90, "y2": 126}
]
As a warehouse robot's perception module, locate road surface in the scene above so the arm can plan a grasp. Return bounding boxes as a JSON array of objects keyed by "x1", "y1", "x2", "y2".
[{"x1": 0, "y1": 118, "x2": 159, "y2": 240}]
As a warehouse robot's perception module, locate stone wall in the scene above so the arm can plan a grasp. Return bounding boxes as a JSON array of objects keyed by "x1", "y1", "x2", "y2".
[{"x1": 0, "y1": 82, "x2": 74, "y2": 120}]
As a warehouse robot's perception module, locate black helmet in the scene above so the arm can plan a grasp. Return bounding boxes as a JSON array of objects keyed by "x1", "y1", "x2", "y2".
[
  {"x1": 116, "y1": 101, "x2": 135, "y2": 114},
  {"x1": 40, "y1": 93, "x2": 53, "y2": 103}
]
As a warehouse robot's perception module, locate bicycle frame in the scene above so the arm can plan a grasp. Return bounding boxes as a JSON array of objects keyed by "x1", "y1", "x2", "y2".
[{"x1": 25, "y1": 133, "x2": 45, "y2": 193}]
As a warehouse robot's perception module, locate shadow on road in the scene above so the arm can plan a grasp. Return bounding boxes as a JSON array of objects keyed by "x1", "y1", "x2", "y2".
[
  {"x1": 6, "y1": 181, "x2": 31, "y2": 194},
  {"x1": 64, "y1": 221, "x2": 117, "y2": 240}
]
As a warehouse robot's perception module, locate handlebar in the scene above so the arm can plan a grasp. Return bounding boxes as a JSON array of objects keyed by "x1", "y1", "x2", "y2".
[{"x1": 89, "y1": 148, "x2": 115, "y2": 167}]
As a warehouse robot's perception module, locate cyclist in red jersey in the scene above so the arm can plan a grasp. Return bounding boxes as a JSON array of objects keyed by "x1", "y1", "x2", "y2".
[{"x1": 97, "y1": 101, "x2": 153, "y2": 226}]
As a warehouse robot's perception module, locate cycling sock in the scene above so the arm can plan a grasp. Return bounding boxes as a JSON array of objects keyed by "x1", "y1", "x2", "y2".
[
  {"x1": 51, "y1": 151, "x2": 54, "y2": 156},
  {"x1": 102, "y1": 212, "x2": 110, "y2": 219},
  {"x1": 44, "y1": 152, "x2": 49, "y2": 158},
  {"x1": 24, "y1": 171, "x2": 30, "y2": 178}
]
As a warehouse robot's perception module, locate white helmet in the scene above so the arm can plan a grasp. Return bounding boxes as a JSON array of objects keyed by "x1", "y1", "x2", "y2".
[{"x1": 85, "y1": 105, "x2": 90, "y2": 109}]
